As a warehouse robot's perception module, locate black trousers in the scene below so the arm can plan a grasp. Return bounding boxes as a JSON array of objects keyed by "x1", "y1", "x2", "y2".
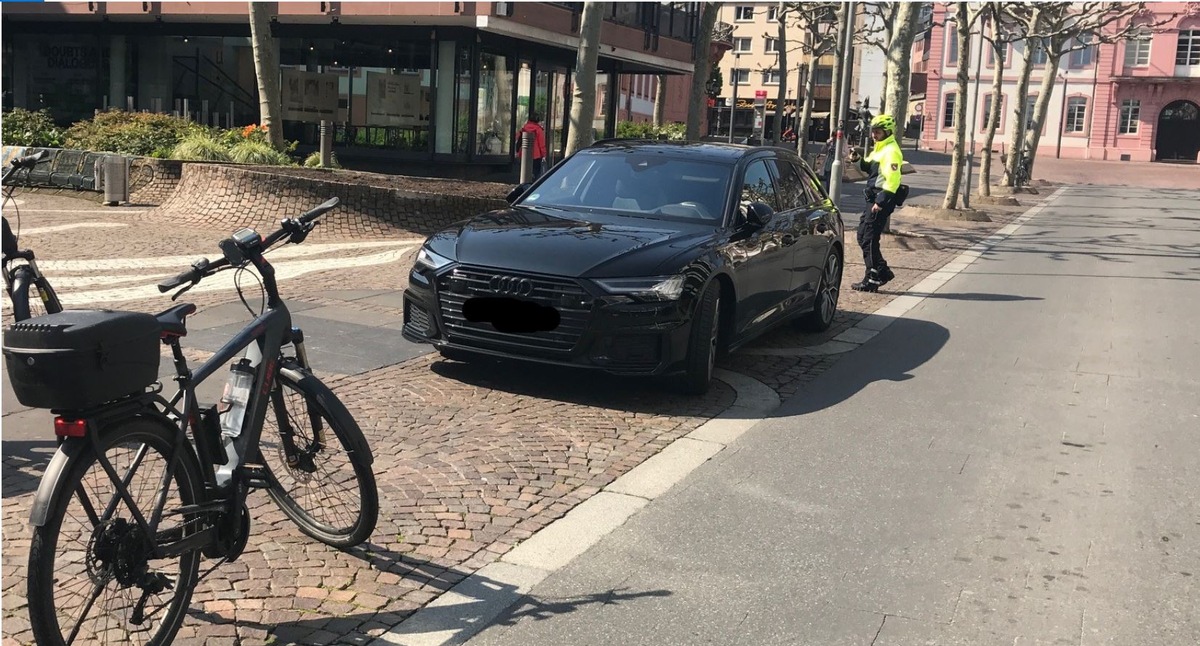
[{"x1": 857, "y1": 199, "x2": 894, "y2": 277}]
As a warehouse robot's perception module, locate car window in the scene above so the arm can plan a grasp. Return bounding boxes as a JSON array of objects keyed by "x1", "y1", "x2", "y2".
[
  {"x1": 769, "y1": 159, "x2": 808, "y2": 211},
  {"x1": 795, "y1": 163, "x2": 829, "y2": 204},
  {"x1": 740, "y1": 160, "x2": 779, "y2": 210},
  {"x1": 520, "y1": 152, "x2": 732, "y2": 222}
]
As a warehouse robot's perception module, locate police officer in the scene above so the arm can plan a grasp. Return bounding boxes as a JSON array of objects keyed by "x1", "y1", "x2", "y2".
[{"x1": 846, "y1": 114, "x2": 903, "y2": 292}]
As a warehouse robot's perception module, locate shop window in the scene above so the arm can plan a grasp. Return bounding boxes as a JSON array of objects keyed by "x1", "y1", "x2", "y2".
[{"x1": 476, "y1": 50, "x2": 514, "y2": 156}]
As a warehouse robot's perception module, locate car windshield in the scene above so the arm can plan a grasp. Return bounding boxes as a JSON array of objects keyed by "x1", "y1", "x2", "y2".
[{"x1": 519, "y1": 151, "x2": 733, "y2": 223}]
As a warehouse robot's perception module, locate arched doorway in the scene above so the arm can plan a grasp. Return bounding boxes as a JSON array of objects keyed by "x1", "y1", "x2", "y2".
[{"x1": 1156, "y1": 100, "x2": 1200, "y2": 162}]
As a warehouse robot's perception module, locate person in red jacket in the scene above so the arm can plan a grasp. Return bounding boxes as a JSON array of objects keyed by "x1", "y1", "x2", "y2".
[{"x1": 516, "y1": 113, "x2": 547, "y2": 177}]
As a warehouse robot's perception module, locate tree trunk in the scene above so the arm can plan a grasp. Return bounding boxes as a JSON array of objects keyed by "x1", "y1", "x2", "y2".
[
  {"x1": 829, "y1": 5, "x2": 845, "y2": 132},
  {"x1": 798, "y1": 55, "x2": 819, "y2": 157},
  {"x1": 565, "y1": 1, "x2": 606, "y2": 157},
  {"x1": 653, "y1": 74, "x2": 667, "y2": 126},
  {"x1": 942, "y1": 3, "x2": 971, "y2": 211},
  {"x1": 1004, "y1": 8, "x2": 1041, "y2": 186},
  {"x1": 248, "y1": 1, "x2": 285, "y2": 151},
  {"x1": 884, "y1": 2, "x2": 919, "y2": 143},
  {"x1": 687, "y1": 2, "x2": 721, "y2": 140},
  {"x1": 977, "y1": 36, "x2": 1006, "y2": 198},
  {"x1": 1023, "y1": 48, "x2": 1062, "y2": 180},
  {"x1": 772, "y1": 7, "x2": 788, "y2": 143}
]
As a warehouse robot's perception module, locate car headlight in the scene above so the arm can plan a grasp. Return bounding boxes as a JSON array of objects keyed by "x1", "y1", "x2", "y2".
[
  {"x1": 594, "y1": 275, "x2": 686, "y2": 301},
  {"x1": 415, "y1": 247, "x2": 454, "y2": 271}
]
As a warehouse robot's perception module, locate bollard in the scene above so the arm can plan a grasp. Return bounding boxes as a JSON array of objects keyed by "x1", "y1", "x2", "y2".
[
  {"x1": 519, "y1": 131, "x2": 533, "y2": 184},
  {"x1": 319, "y1": 120, "x2": 333, "y2": 167}
]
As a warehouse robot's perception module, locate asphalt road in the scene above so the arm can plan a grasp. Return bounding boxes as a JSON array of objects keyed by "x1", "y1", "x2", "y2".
[{"x1": 466, "y1": 185, "x2": 1200, "y2": 645}]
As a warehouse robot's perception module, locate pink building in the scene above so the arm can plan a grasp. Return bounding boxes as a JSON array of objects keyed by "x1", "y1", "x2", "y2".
[{"x1": 911, "y1": 2, "x2": 1200, "y2": 163}]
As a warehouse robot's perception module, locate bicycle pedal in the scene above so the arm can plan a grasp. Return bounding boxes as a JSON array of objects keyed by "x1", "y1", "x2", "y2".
[{"x1": 240, "y1": 463, "x2": 274, "y2": 489}]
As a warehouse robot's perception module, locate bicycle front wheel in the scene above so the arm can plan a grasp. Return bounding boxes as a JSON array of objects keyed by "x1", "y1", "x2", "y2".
[
  {"x1": 259, "y1": 364, "x2": 378, "y2": 549},
  {"x1": 28, "y1": 418, "x2": 204, "y2": 646}
]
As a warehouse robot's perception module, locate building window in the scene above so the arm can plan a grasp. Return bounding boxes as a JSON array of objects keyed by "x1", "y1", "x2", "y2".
[
  {"x1": 943, "y1": 92, "x2": 957, "y2": 128},
  {"x1": 732, "y1": 68, "x2": 750, "y2": 85},
  {"x1": 1065, "y1": 97, "x2": 1087, "y2": 133},
  {"x1": 1024, "y1": 96, "x2": 1038, "y2": 130},
  {"x1": 988, "y1": 44, "x2": 1008, "y2": 66},
  {"x1": 1119, "y1": 99, "x2": 1140, "y2": 134},
  {"x1": 1178, "y1": 30, "x2": 1200, "y2": 65},
  {"x1": 1069, "y1": 33, "x2": 1094, "y2": 67},
  {"x1": 814, "y1": 67, "x2": 833, "y2": 85},
  {"x1": 768, "y1": 6, "x2": 780, "y2": 21},
  {"x1": 735, "y1": 5, "x2": 754, "y2": 22},
  {"x1": 1125, "y1": 28, "x2": 1151, "y2": 66},
  {"x1": 981, "y1": 94, "x2": 1001, "y2": 131},
  {"x1": 762, "y1": 69, "x2": 781, "y2": 85},
  {"x1": 947, "y1": 22, "x2": 958, "y2": 65},
  {"x1": 734, "y1": 37, "x2": 752, "y2": 53},
  {"x1": 765, "y1": 38, "x2": 779, "y2": 53}
]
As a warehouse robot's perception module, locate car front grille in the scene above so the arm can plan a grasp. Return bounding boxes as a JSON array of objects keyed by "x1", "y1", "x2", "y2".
[
  {"x1": 436, "y1": 267, "x2": 593, "y2": 353},
  {"x1": 404, "y1": 301, "x2": 432, "y2": 338}
]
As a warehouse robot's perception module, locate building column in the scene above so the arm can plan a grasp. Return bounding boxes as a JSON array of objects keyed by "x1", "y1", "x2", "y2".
[
  {"x1": 109, "y1": 35, "x2": 127, "y2": 110},
  {"x1": 435, "y1": 40, "x2": 456, "y2": 154}
]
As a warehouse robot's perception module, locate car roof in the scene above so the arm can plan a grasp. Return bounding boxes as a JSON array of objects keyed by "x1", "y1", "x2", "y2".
[{"x1": 585, "y1": 139, "x2": 789, "y2": 162}]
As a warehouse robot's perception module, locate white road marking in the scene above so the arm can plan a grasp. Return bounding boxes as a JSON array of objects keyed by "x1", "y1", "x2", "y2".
[
  {"x1": 39, "y1": 240, "x2": 422, "y2": 271},
  {"x1": 14, "y1": 222, "x2": 129, "y2": 235},
  {"x1": 51, "y1": 243, "x2": 418, "y2": 306}
]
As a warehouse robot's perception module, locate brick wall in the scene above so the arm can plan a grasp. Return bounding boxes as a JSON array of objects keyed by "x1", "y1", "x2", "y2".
[
  {"x1": 150, "y1": 164, "x2": 510, "y2": 239},
  {"x1": 129, "y1": 158, "x2": 184, "y2": 206}
]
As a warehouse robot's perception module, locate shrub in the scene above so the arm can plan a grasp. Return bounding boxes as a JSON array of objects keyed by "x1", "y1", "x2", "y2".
[
  {"x1": 303, "y1": 151, "x2": 340, "y2": 168},
  {"x1": 615, "y1": 121, "x2": 687, "y2": 141},
  {"x1": 65, "y1": 110, "x2": 202, "y2": 157},
  {"x1": 172, "y1": 133, "x2": 232, "y2": 162},
  {"x1": 1, "y1": 108, "x2": 65, "y2": 147},
  {"x1": 228, "y1": 141, "x2": 294, "y2": 166}
]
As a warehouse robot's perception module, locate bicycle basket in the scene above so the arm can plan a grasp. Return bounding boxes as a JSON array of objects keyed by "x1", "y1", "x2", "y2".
[{"x1": 3, "y1": 310, "x2": 161, "y2": 410}]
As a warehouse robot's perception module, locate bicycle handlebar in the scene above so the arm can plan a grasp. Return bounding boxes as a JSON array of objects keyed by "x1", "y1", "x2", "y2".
[
  {"x1": 12, "y1": 151, "x2": 48, "y2": 170},
  {"x1": 157, "y1": 198, "x2": 340, "y2": 294}
]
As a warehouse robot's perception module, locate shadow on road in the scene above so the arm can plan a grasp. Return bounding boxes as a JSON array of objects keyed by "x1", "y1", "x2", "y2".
[
  {"x1": 1, "y1": 439, "x2": 58, "y2": 499},
  {"x1": 772, "y1": 316, "x2": 950, "y2": 419},
  {"x1": 904, "y1": 292, "x2": 1044, "y2": 302}
]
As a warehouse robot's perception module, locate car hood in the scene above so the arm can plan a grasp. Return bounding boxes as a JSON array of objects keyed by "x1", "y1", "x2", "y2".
[{"x1": 436, "y1": 206, "x2": 717, "y2": 277}]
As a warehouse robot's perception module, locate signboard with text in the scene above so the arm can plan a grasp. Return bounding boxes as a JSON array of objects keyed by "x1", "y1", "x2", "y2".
[
  {"x1": 280, "y1": 69, "x2": 340, "y2": 123},
  {"x1": 365, "y1": 72, "x2": 429, "y2": 126}
]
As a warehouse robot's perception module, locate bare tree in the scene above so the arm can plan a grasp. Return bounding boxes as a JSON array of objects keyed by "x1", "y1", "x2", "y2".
[
  {"x1": 883, "y1": 3, "x2": 922, "y2": 142},
  {"x1": 977, "y1": 2, "x2": 1020, "y2": 198},
  {"x1": 783, "y1": 2, "x2": 839, "y2": 155},
  {"x1": 565, "y1": 1, "x2": 606, "y2": 157},
  {"x1": 687, "y1": 2, "x2": 723, "y2": 140},
  {"x1": 653, "y1": 74, "x2": 667, "y2": 127},
  {"x1": 1020, "y1": 2, "x2": 1166, "y2": 179},
  {"x1": 248, "y1": 1, "x2": 285, "y2": 150},
  {"x1": 771, "y1": 2, "x2": 791, "y2": 143},
  {"x1": 942, "y1": 2, "x2": 984, "y2": 210}
]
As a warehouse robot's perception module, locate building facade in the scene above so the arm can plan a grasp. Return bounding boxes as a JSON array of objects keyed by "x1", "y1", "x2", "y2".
[
  {"x1": 1, "y1": 2, "x2": 705, "y2": 177},
  {"x1": 912, "y1": 2, "x2": 1200, "y2": 163},
  {"x1": 708, "y1": 2, "x2": 861, "y2": 141}
]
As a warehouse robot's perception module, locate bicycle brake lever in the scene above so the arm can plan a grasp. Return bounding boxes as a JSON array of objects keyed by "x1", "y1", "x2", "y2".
[{"x1": 171, "y1": 282, "x2": 196, "y2": 302}]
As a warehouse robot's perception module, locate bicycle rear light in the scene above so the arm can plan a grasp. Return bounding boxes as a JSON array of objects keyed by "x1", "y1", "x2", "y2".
[{"x1": 53, "y1": 417, "x2": 87, "y2": 438}]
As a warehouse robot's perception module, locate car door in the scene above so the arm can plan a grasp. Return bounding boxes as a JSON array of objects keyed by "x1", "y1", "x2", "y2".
[
  {"x1": 727, "y1": 157, "x2": 792, "y2": 338},
  {"x1": 768, "y1": 157, "x2": 823, "y2": 304},
  {"x1": 796, "y1": 162, "x2": 840, "y2": 272}
]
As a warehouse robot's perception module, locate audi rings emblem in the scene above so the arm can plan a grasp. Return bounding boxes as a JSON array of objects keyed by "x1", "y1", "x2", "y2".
[{"x1": 489, "y1": 275, "x2": 534, "y2": 297}]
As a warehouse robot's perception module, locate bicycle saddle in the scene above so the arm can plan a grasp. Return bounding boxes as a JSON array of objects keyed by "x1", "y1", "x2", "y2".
[{"x1": 156, "y1": 303, "x2": 197, "y2": 338}]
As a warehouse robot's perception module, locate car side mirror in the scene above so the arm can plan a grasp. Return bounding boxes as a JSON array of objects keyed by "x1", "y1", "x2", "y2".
[
  {"x1": 507, "y1": 183, "x2": 531, "y2": 205},
  {"x1": 742, "y1": 202, "x2": 775, "y2": 228}
]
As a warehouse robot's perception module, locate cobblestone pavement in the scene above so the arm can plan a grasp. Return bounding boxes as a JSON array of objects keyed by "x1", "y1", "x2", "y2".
[{"x1": 2, "y1": 184, "x2": 1034, "y2": 645}]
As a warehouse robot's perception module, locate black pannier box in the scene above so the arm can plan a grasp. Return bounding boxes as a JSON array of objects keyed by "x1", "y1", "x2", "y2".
[{"x1": 3, "y1": 310, "x2": 161, "y2": 410}]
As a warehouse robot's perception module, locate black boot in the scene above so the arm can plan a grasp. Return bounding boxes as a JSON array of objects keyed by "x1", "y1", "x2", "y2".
[
  {"x1": 877, "y1": 266, "x2": 895, "y2": 286},
  {"x1": 852, "y1": 269, "x2": 884, "y2": 293}
]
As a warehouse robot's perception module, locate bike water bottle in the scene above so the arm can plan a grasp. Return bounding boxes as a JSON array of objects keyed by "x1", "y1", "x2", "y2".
[{"x1": 219, "y1": 359, "x2": 255, "y2": 438}]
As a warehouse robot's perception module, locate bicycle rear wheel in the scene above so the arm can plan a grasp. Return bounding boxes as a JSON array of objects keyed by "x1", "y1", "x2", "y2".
[
  {"x1": 259, "y1": 364, "x2": 378, "y2": 548},
  {"x1": 28, "y1": 418, "x2": 204, "y2": 646}
]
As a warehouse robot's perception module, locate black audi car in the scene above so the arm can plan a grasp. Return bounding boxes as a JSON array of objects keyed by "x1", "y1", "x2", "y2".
[{"x1": 402, "y1": 140, "x2": 844, "y2": 394}]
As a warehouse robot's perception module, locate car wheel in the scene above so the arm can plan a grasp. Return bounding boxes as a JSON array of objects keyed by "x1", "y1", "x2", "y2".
[
  {"x1": 679, "y1": 282, "x2": 721, "y2": 396},
  {"x1": 797, "y1": 249, "x2": 841, "y2": 332}
]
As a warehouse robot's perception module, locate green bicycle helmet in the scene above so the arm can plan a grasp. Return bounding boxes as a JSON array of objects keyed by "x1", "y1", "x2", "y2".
[{"x1": 870, "y1": 114, "x2": 896, "y2": 133}]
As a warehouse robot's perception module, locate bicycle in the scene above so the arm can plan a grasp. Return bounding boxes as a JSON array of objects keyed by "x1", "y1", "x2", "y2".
[
  {"x1": 7, "y1": 197, "x2": 379, "y2": 646},
  {"x1": 2, "y1": 150, "x2": 63, "y2": 321},
  {"x1": 1001, "y1": 149, "x2": 1032, "y2": 188}
]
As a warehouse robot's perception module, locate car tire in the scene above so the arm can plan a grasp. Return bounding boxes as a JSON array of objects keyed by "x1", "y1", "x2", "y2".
[
  {"x1": 797, "y1": 249, "x2": 841, "y2": 332},
  {"x1": 679, "y1": 282, "x2": 721, "y2": 396}
]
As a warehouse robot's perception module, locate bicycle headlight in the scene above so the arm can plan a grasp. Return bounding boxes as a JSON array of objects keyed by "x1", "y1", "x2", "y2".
[
  {"x1": 415, "y1": 247, "x2": 454, "y2": 271},
  {"x1": 594, "y1": 275, "x2": 686, "y2": 301}
]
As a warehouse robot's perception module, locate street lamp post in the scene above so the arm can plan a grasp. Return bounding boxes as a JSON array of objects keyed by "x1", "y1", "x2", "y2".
[
  {"x1": 828, "y1": 0, "x2": 856, "y2": 213},
  {"x1": 964, "y1": 16, "x2": 986, "y2": 210},
  {"x1": 729, "y1": 53, "x2": 741, "y2": 143},
  {"x1": 1056, "y1": 72, "x2": 1068, "y2": 159}
]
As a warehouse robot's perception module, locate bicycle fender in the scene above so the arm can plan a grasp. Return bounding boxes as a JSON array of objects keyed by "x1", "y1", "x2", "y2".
[
  {"x1": 280, "y1": 365, "x2": 375, "y2": 467},
  {"x1": 29, "y1": 438, "x2": 87, "y2": 527}
]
